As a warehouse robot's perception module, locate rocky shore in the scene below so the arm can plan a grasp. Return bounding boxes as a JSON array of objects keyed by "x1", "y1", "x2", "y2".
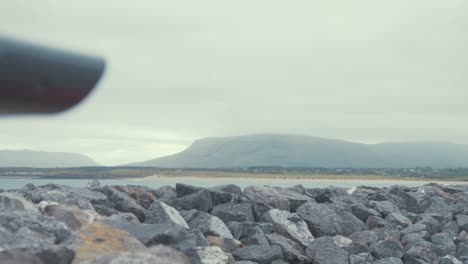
[{"x1": 1, "y1": 181, "x2": 468, "y2": 264}]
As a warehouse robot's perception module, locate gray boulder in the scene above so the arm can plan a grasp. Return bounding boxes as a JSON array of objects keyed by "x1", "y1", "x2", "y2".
[
  {"x1": 439, "y1": 255, "x2": 462, "y2": 264},
  {"x1": 456, "y1": 214, "x2": 468, "y2": 233},
  {"x1": 102, "y1": 219, "x2": 204, "y2": 251},
  {"x1": 260, "y1": 208, "x2": 314, "y2": 247},
  {"x1": 189, "y1": 246, "x2": 235, "y2": 264},
  {"x1": 432, "y1": 232, "x2": 456, "y2": 256},
  {"x1": 266, "y1": 233, "x2": 310, "y2": 264},
  {"x1": 373, "y1": 257, "x2": 403, "y2": 264},
  {"x1": 144, "y1": 201, "x2": 188, "y2": 228},
  {"x1": 81, "y1": 245, "x2": 190, "y2": 264},
  {"x1": 273, "y1": 187, "x2": 314, "y2": 211},
  {"x1": 212, "y1": 203, "x2": 255, "y2": 223},
  {"x1": 240, "y1": 234, "x2": 269, "y2": 246},
  {"x1": 385, "y1": 213, "x2": 412, "y2": 229},
  {"x1": 0, "y1": 192, "x2": 38, "y2": 213},
  {"x1": 208, "y1": 184, "x2": 243, "y2": 205},
  {"x1": 297, "y1": 201, "x2": 366, "y2": 237},
  {"x1": 232, "y1": 245, "x2": 283, "y2": 264},
  {"x1": 351, "y1": 204, "x2": 380, "y2": 222},
  {"x1": 176, "y1": 183, "x2": 203, "y2": 197},
  {"x1": 367, "y1": 216, "x2": 390, "y2": 230},
  {"x1": 175, "y1": 189, "x2": 213, "y2": 212},
  {"x1": 402, "y1": 240, "x2": 442, "y2": 264},
  {"x1": 101, "y1": 185, "x2": 147, "y2": 222},
  {"x1": 349, "y1": 253, "x2": 374, "y2": 264},
  {"x1": 182, "y1": 210, "x2": 233, "y2": 239},
  {"x1": 369, "y1": 201, "x2": 400, "y2": 217},
  {"x1": 371, "y1": 240, "x2": 404, "y2": 260},
  {"x1": 227, "y1": 222, "x2": 274, "y2": 240},
  {"x1": 305, "y1": 236, "x2": 349, "y2": 264},
  {"x1": 243, "y1": 186, "x2": 290, "y2": 218}
]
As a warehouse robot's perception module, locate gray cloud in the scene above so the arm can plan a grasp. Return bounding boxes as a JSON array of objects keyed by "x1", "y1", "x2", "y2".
[{"x1": 1, "y1": 0, "x2": 467, "y2": 165}]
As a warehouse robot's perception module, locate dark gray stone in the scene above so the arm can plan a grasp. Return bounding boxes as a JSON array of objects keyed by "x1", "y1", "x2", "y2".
[
  {"x1": 297, "y1": 201, "x2": 366, "y2": 237},
  {"x1": 305, "y1": 236, "x2": 348, "y2": 264},
  {"x1": 273, "y1": 187, "x2": 314, "y2": 212},
  {"x1": 351, "y1": 204, "x2": 380, "y2": 222},
  {"x1": 373, "y1": 257, "x2": 403, "y2": 264},
  {"x1": 182, "y1": 210, "x2": 233, "y2": 239},
  {"x1": 349, "y1": 253, "x2": 374, "y2": 264},
  {"x1": 227, "y1": 222, "x2": 274, "y2": 240},
  {"x1": 266, "y1": 233, "x2": 310, "y2": 264},
  {"x1": 439, "y1": 255, "x2": 462, "y2": 264},
  {"x1": 367, "y1": 216, "x2": 390, "y2": 230},
  {"x1": 175, "y1": 189, "x2": 213, "y2": 212},
  {"x1": 260, "y1": 208, "x2": 314, "y2": 247},
  {"x1": 102, "y1": 219, "x2": 204, "y2": 252},
  {"x1": 371, "y1": 240, "x2": 404, "y2": 260},
  {"x1": 369, "y1": 201, "x2": 400, "y2": 217},
  {"x1": 175, "y1": 183, "x2": 203, "y2": 197},
  {"x1": 402, "y1": 240, "x2": 442, "y2": 264},
  {"x1": 456, "y1": 214, "x2": 468, "y2": 233},
  {"x1": 232, "y1": 245, "x2": 283, "y2": 264},
  {"x1": 144, "y1": 201, "x2": 188, "y2": 228},
  {"x1": 385, "y1": 213, "x2": 412, "y2": 229},
  {"x1": 432, "y1": 232, "x2": 456, "y2": 256},
  {"x1": 240, "y1": 234, "x2": 269, "y2": 246},
  {"x1": 243, "y1": 186, "x2": 290, "y2": 218},
  {"x1": 101, "y1": 185, "x2": 147, "y2": 222},
  {"x1": 208, "y1": 184, "x2": 242, "y2": 205},
  {"x1": 211, "y1": 203, "x2": 254, "y2": 223}
]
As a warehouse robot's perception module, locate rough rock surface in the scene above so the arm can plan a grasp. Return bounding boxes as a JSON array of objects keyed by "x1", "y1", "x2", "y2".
[{"x1": 1, "y1": 181, "x2": 468, "y2": 264}]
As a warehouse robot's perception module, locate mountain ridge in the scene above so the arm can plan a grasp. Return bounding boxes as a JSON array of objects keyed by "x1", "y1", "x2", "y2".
[
  {"x1": 127, "y1": 134, "x2": 468, "y2": 168},
  {"x1": 0, "y1": 149, "x2": 101, "y2": 168}
]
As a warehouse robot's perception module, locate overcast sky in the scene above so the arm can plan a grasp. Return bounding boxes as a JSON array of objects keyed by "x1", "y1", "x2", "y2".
[{"x1": 1, "y1": 0, "x2": 467, "y2": 165}]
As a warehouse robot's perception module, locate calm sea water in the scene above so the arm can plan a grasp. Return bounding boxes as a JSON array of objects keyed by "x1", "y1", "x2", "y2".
[{"x1": 0, "y1": 178, "x2": 445, "y2": 190}]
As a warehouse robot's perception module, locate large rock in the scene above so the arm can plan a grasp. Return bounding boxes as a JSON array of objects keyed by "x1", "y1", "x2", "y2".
[
  {"x1": 305, "y1": 236, "x2": 349, "y2": 264},
  {"x1": 368, "y1": 201, "x2": 400, "y2": 217},
  {"x1": 297, "y1": 201, "x2": 366, "y2": 237},
  {"x1": 456, "y1": 214, "x2": 468, "y2": 233},
  {"x1": 273, "y1": 187, "x2": 314, "y2": 212},
  {"x1": 144, "y1": 201, "x2": 188, "y2": 228},
  {"x1": 240, "y1": 234, "x2": 270, "y2": 246},
  {"x1": 101, "y1": 186, "x2": 147, "y2": 222},
  {"x1": 40, "y1": 203, "x2": 95, "y2": 230},
  {"x1": 371, "y1": 240, "x2": 404, "y2": 260},
  {"x1": 402, "y1": 240, "x2": 442, "y2": 264},
  {"x1": 440, "y1": 255, "x2": 462, "y2": 264},
  {"x1": 432, "y1": 232, "x2": 456, "y2": 256},
  {"x1": 71, "y1": 222, "x2": 145, "y2": 264},
  {"x1": 208, "y1": 184, "x2": 243, "y2": 205},
  {"x1": 176, "y1": 183, "x2": 203, "y2": 197},
  {"x1": 182, "y1": 210, "x2": 233, "y2": 239},
  {"x1": 0, "y1": 211, "x2": 71, "y2": 250},
  {"x1": 227, "y1": 222, "x2": 274, "y2": 240},
  {"x1": 0, "y1": 246, "x2": 75, "y2": 264},
  {"x1": 207, "y1": 236, "x2": 241, "y2": 253},
  {"x1": 113, "y1": 185, "x2": 156, "y2": 209},
  {"x1": 175, "y1": 189, "x2": 213, "y2": 212},
  {"x1": 350, "y1": 204, "x2": 380, "y2": 222},
  {"x1": 81, "y1": 245, "x2": 190, "y2": 264},
  {"x1": 232, "y1": 245, "x2": 283, "y2": 264},
  {"x1": 243, "y1": 186, "x2": 290, "y2": 218},
  {"x1": 0, "y1": 192, "x2": 38, "y2": 213},
  {"x1": 26, "y1": 184, "x2": 107, "y2": 210},
  {"x1": 260, "y1": 209, "x2": 314, "y2": 247},
  {"x1": 212, "y1": 203, "x2": 255, "y2": 223},
  {"x1": 102, "y1": 219, "x2": 205, "y2": 251},
  {"x1": 373, "y1": 258, "x2": 403, "y2": 264},
  {"x1": 266, "y1": 233, "x2": 310, "y2": 264},
  {"x1": 189, "y1": 246, "x2": 235, "y2": 264},
  {"x1": 385, "y1": 212, "x2": 412, "y2": 229}
]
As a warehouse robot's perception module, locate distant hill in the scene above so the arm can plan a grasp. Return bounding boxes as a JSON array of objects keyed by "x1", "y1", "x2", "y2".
[
  {"x1": 127, "y1": 134, "x2": 468, "y2": 168},
  {"x1": 0, "y1": 150, "x2": 101, "y2": 168}
]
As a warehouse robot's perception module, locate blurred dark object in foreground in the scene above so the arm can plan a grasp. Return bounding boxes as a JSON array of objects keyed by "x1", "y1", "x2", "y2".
[{"x1": 0, "y1": 36, "x2": 105, "y2": 114}]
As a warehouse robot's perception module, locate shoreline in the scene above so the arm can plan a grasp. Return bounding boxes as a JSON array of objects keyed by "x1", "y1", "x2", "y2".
[{"x1": 135, "y1": 175, "x2": 468, "y2": 185}]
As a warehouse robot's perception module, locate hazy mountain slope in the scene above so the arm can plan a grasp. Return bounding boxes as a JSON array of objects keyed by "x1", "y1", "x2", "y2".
[
  {"x1": 0, "y1": 150, "x2": 101, "y2": 168},
  {"x1": 128, "y1": 134, "x2": 468, "y2": 168}
]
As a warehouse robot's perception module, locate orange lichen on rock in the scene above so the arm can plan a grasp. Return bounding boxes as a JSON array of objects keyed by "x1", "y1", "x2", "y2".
[{"x1": 71, "y1": 222, "x2": 145, "y2": 264}]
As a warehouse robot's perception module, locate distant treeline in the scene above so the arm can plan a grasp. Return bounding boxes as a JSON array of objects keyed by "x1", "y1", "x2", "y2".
[{"x1": 0, "y1": 166, "x2": 467, "y2": 179}]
